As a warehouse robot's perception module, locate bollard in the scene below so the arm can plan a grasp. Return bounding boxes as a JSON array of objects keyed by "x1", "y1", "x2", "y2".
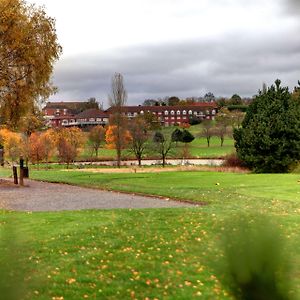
[
  {"x1": 0, "y1": 146, "x2": 3, "y2": 167},
  {"x1": 13, "y1": 166, "x2": 18, "y2": 185},
  {"x1": 19, "y1": 157, "x2": 24, "y2": 186}
]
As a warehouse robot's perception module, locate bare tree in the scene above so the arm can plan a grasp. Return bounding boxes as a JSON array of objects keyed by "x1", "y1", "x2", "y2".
[
  {"x1": 215, "y1": 108, "x2": 231, "y2": 146},
  {"x1": 153, "y1": 131, "x2": 174, "y2": 167},
  {"x1": 128, "y1": 118, "x2": 149, "y2": 166},
  {"x1": 201, "y1": 120, "x2": 214, "y2": 147},
  {"x1": 108, "y1": 73, "x2": 127, "y2": 167}
]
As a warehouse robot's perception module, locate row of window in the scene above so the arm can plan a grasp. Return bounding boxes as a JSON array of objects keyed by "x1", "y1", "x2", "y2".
[
  {"x1": 135, "y1": 109, "x2": 216, "y2": 116},
  {"x1": 60, "y1": 118, "x2": 108, "y2": 125}
]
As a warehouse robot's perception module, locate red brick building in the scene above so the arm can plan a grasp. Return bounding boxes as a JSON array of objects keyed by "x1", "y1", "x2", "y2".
[
  {"x1": 107, "y1": 102, "x2": 217, "y2": 126},
  {"x1": 43, "y1": 101, "x2": 217, "y2": 128}
]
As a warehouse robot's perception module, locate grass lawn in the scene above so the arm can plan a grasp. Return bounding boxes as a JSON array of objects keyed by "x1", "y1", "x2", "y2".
[
  {"x1": 0, "y1": 168, "x2": 300, "y2": 299},
  {"x1": 79, "y1": 136, "x2": 235, "y2": 161},
  {"x1": 26, "y1": 169, "x2": 300, "y2": 212},
  {"x1": 76, "y1": 124, "x2": 235, "y2": 161}
]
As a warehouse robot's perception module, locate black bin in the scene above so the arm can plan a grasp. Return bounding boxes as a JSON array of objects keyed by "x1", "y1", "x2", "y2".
[{"x1": 23, "y1": 167, "x2": 29, "y2": 178}]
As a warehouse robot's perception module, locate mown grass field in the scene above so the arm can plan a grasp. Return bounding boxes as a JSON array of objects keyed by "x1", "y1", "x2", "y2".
[
  {"x1": 79, "y1": 136, "x2": 234, "y2": 161},
  {"x1": 0, "y1": 168, "x2": 300, "y2": 299},
  {"x1": 78, "y1": 124, "x2": 235, "y2": 161},
  {"x1": 27, "y1": 169, "x2": 300, "y2": 210}
]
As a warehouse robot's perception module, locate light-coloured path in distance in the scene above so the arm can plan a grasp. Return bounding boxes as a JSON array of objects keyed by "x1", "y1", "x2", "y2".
[{"x1": 0, "y1": 179, "x2": 195, "y2": 212}]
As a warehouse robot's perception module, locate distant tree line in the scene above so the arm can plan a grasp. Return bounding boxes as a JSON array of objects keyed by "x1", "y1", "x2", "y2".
[{"x1": 142, "y1": 93, "x2": 251, "y2": 107}]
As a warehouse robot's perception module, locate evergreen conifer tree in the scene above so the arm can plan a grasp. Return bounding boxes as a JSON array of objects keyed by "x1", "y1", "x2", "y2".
[{"x1": 234, "y1": 80, "x2": 300, "y2": 173}]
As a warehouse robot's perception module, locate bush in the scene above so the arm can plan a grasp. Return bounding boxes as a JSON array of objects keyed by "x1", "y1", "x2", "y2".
[
  {"x1": 222, "y1": 153, "x2": 246, "y2": 168},
  {"x1": 189, "y1": 116, "x2": 202, "y2": 125}
]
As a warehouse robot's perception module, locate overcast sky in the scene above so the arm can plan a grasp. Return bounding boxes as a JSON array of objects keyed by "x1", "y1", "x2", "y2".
[{"x1": 28, "y1": 0, "x2": 300, "y2": 106}]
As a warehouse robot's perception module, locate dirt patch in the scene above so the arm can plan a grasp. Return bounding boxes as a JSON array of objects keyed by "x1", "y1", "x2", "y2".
[{"x1": 0, "y1": 178, "x2": 18, "y2": 188}]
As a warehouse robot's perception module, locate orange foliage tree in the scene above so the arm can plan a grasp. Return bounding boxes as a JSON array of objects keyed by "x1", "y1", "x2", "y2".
[
  {"x1": 40, "y1": 129, "x2": 57, "y2": 165},
  {"x1": 105, "y1": 124, "x2": 132, "y2": 161},
  {"x1": 108, "y1": 73, "x2": 128, "y2": 167},
  {"x1": 0, "y1": 0, "x2": 62, "y2": 129},
  {"x1": 0, "y1": 129, "x2": 23, "y2": 163},
  {"x1": 56, "y1": 127, "x2": 85, "y2": 167},
  {"x1": 29, "y1": 132, "x2": 45, "y2": 167},
  {"x1": 28, "y1": 129, "x2": 56, "y2": 167}
]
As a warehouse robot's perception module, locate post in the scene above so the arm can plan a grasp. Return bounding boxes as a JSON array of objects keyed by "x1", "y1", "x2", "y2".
[
  {"x1": 19, "y1": 157, "x2": 24, "y2": 186},
  {"x1": 13, "y1": 166, "x2": 18, "y2": 185},
  {"x1": 0, "y1": 146, "x2": 4, "y2": 166}
]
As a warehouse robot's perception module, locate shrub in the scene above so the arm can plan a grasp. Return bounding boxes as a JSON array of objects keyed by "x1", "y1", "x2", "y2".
[{"x1": 222, "y1": 153, "x2": 246, "y2": 168}]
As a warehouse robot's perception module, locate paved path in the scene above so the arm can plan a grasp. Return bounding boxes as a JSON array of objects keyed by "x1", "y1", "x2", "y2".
[{"x1": 0, "y1": 179, "x2": 194, "y2": 212}]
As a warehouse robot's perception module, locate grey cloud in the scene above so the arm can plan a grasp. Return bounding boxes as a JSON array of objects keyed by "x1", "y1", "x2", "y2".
[
  {"x1": 282, "y1": 0, "x2": 300, "y2": 15},
  {"x1": 52, "y1": 29, "x2": 300, "y2": 105}
]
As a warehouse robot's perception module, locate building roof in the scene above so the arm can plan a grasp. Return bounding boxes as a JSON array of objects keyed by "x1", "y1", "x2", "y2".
[
  {"x1": 44, "y1": 101, "x2": 85, "y2": 109},
  {"x1": 75, "y1": 108, "x2": 108, "y2": 119}
]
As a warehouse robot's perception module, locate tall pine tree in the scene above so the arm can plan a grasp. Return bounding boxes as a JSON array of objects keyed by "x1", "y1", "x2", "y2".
[{"x1": 234, "y1": 80, "x2": 300, "y2": 173}]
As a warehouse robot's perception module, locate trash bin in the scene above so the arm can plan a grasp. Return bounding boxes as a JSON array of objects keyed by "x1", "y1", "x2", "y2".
[{"x1": 23, "y1": 167, "x2": 29, "y2": 178}]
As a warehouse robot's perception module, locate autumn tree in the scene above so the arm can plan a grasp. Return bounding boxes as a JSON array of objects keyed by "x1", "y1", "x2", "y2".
[
  {"x1": 0, "y1": 0, "x2": 62, "y2": 129},
  {"x1": 56, "y1": 127, "x2": 85, "y2": 167},
  {"x1": 39, "y1": 129, "x2": 56, "y2": 166},
  {"x1": 28, "y1": 129, "x2": 56, "y2": 168},
  {"x1": 29, "y1": 132, "x2": 45, "y2": 168},
  {"x1": 142, "y1": 111, "x2": 161, "y2": 130},
  {"x1": 153, "y1": 131, "x2": 174, "y2": 167},
  {"x1": 19, "y1": 107, "x2": 45, "y2": 136},
  {"x1": 57, "y1": 138, "x2": 76, "y2": 168},
  {"x1": 127, "y1": 118, "x2": 149, "y2": 166},
  {"x1": 108, "y1": 73, "x2": 127, "y2": 167},
  {"x1": 105, "y1": 124, "x2": 131, "y2": 162},
  {"x1": 88, "y1": 125, "x2": 106, "y2": 157},
  {"x1": 0, "y1": 128, "x2": 22, "y2": 162}
]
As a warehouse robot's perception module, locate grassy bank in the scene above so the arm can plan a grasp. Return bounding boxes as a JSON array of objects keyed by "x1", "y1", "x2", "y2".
[
  {"x1": 25, "y1": 169, "x2": 300, "y2": 212},
  {"x1": 1, "y1": 168, "x2": 300, "y2": 299},
  {"x1": 1, "y1": 208, "x2": 300, "y2": 300}
]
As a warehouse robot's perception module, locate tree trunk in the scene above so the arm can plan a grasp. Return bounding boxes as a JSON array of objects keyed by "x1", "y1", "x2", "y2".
[
  {"x1": 117, "y1": 148, "x2": 121, "y2": 168},
  {"x1": 207, "y1": 137, "x2": 210, "y2": 147},
  {"x1": 162, "y1": 154, "x2": 166, "y2": 167},
  {"x1": 221, "y1": 137, "x2": 224, "y2": 147}
]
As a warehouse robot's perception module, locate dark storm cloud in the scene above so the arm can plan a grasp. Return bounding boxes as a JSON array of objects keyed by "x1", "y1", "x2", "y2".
[
  {"x1": 52, "y1": 30, "x2": 300, "y2": 105},
  {"x1": 284, "y1": 0, "x2": 300, "y2": 15}
]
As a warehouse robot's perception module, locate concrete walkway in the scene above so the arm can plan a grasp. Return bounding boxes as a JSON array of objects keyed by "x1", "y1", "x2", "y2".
[{"x1": 0, "y1": 179, "x2": 194, "y2": 212}]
